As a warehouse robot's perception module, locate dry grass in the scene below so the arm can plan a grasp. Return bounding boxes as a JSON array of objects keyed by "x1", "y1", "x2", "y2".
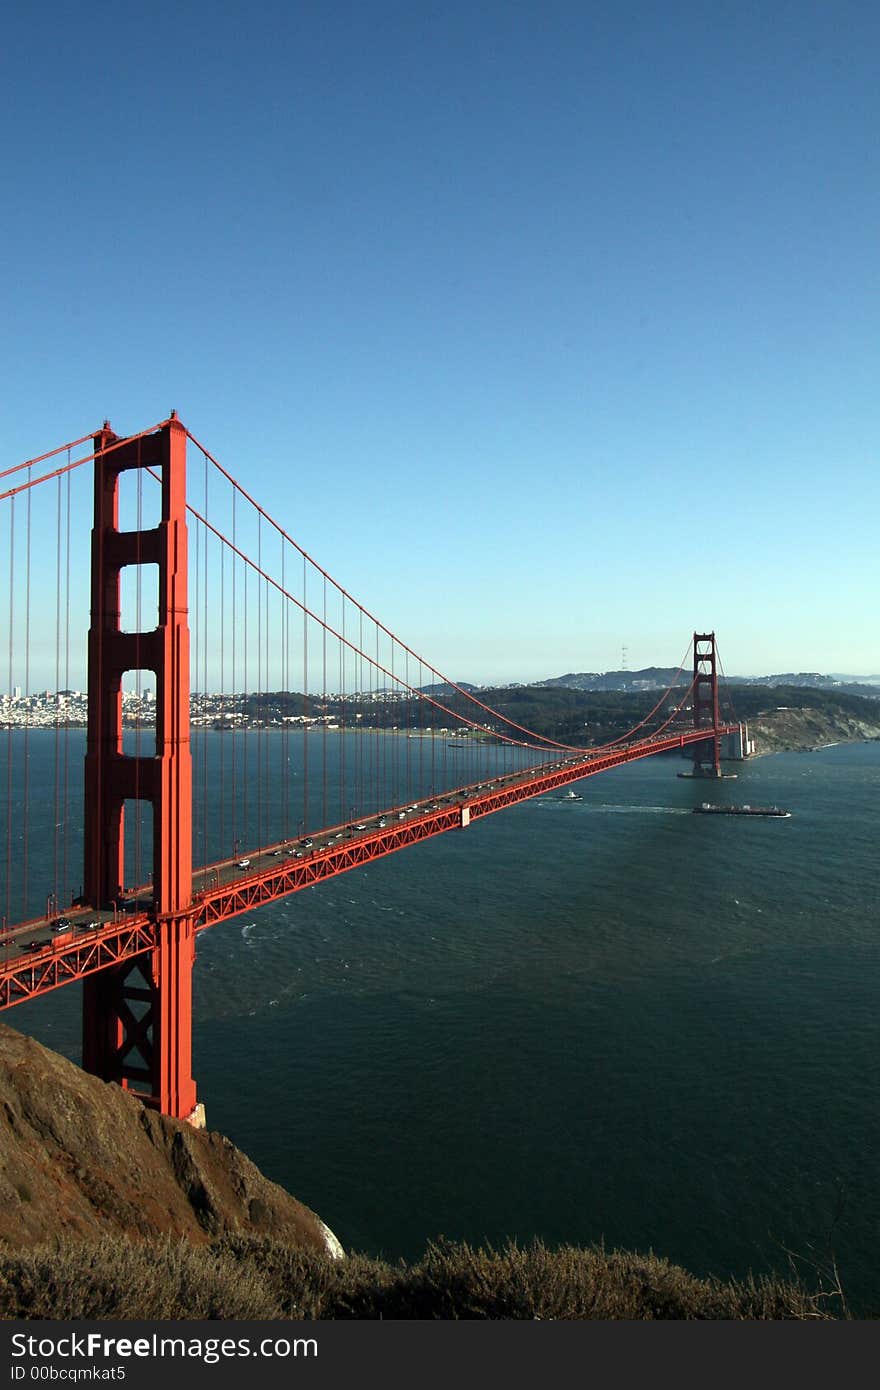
[
  {"x1": 0, "y1": 1234, "x2": 841, "y2": 1321},
  {"x1": 0, "y1": 1237, "x2": 278, "y2": 1320}
]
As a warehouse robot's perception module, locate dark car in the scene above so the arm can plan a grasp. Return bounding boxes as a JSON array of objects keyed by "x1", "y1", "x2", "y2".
[{"x1": 53, "y1": 918, "x2": 73, "y2": 934}]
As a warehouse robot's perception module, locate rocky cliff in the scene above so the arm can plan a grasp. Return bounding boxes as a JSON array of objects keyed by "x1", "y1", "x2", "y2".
[
  {"x1": 748, "y1": 705, "x2": 880, "y2": 756},
  {"x1": 0, "y1": 1023, "x2": 340, "y2": 1257}
]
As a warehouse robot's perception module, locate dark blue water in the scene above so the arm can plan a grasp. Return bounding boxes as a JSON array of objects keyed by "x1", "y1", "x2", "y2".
[{"x1": 8, "y1": 737, "x2": 880, "y2": 1312}]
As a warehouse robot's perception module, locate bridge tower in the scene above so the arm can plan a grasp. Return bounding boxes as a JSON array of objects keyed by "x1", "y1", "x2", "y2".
[
  {"x1": 692, "y1": 631, "x2": 721, "y2": 778},
  {"x1": 81, "y1": 417, "x2": 200, "y2": 1123}
]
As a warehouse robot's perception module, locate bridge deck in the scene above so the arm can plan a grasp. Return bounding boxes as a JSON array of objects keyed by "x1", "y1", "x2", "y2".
[{"x1": 0, "y1": 726, "x2": 737, "y2": 1007}]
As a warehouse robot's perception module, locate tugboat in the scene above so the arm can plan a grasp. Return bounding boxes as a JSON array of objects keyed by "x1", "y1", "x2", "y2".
[
  {"x1": 561, "y1": 789, "x2": 583, "y2": 801},
  {"x1": 693, "y1": 803, "x2": 791, "y2": 818}
]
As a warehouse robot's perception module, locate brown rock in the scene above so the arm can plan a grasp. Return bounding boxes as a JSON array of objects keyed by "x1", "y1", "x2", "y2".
[{"x1": 0, "y1": 1022, "x2": 338, "y2": 1257}]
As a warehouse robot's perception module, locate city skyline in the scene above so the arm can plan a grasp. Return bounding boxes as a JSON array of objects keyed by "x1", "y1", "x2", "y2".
[{"x1": 2, "y1": 3, "x2": 878, "y2": 683}]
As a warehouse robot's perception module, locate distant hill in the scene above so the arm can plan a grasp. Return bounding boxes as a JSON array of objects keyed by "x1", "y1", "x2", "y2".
[
  {"x1": 419, "y1": 680, "x2": 478, "y2": 696},
  {"x1": 534, "y1": 667, "x2": 681, "y2": 692},
  {"x1": 469, "y1": 682, "x2": 880, "y2": 749},
  {"x1": 530, "y1": 669, "x2": 880, "y2": 700}
]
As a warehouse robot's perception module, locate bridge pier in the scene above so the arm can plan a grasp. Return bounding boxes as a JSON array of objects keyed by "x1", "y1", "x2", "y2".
[
  {"x1": 82, "y1": 417, "x2": 199, "y2": 1121},
  {"x1": 81, "y1": 919, "x2": 199, "y2": 1120}
]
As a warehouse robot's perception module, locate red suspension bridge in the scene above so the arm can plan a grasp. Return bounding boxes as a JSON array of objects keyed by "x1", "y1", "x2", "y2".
[{"x1": 1, "y1": 417, "x2": 739, "y2": 1122}]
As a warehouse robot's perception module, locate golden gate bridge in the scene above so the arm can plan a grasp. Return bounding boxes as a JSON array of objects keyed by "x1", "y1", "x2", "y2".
[{"x1": 1, "y1": 417, "x2": 739, "y2": 1122}]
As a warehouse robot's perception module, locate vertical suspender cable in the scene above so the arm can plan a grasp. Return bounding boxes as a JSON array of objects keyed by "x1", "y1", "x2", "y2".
[
  {"x1": 358, "y1": 609, "x2": 364, "y2": 817},
  {"x1": 430, "y1": 655, "x2": 436, "y2": 801},
  {"x1": 205, "y1": 463, "x2": 210, "y2": 865},
  {"x1": 219, "y1": 525, "x2": 226, "y2": 864},
  {"x1": 264, "y1": 570, "x2": 270, "y2": 847},
  {"x1": 303, "y1": 553, "x2": 308, "y2": 837},
  {"x1": 243, "y1": 536, "x2": 249, "y2": 849},
  {"x1": 231, "y1": 487, "x2": 237, "y2": 860},
  {"x1": 257, "y1": 511, "x2": 262, "y2": 851},
  {"x1": 381, "y1": 633, "x2": 386, "y2": 809},
  {"x1": 418, "y1": 658, "x2": 424, "y2": 798},
  {"x1": 322, "y1": 574, "x2": 327, "y2": 832},
  {"x1": 22, "y1": 472, "x2": 32, "y2": 917},
  {"x1": 281, "y1": 533, "x2": 288, "y2": 842},
  {"x1": 404, "y1": 649, "x2": 409, "y2": 805},
  {"x1": 203, "y1": 452, "x2": 210, "y2": 869},
  {"x1": 375, "y1": 622, "x2": 381, "y2": 812},
  {"x1": 192, "y1": 499, "x2": 199, "y2": 869},
  {"x1": 54, "y1": 476, "x2": 62, "y2": 915},
  {"x1": 5, "y1": 497, "x2": 13, "y2": 926},
  {"x1": 134, "y1": 458, "x2": 143, "y2": 895},
  {"x1": 63, "y1": 466, "x2": 71, "y2": 905},
  {"x1": 340, "y1": 596, "x2": 345, "y2": 827}
]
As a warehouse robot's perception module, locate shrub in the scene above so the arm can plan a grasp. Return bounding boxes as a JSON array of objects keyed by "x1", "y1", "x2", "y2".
[{"x1": 0, "y1": 1234, "x2": 837, "y2": 1321}]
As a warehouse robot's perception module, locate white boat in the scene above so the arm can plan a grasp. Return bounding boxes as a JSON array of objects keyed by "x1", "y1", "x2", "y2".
[{"x1": 561, "y1": 790, "x2": 583, "y2": 801}]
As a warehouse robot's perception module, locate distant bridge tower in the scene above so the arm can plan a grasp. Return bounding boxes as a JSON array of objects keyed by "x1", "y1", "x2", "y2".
[
  {"x1": 692, "y1": 632, "x2": 721, "y2": 778},
  {"x1": 81, "y1": 417, "x2": 200, "y2": 1123}
]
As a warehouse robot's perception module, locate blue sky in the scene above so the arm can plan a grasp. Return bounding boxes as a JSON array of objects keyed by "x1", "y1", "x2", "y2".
[{"x1": 2, "y1": 1, "x2": 878, "y2": 683}]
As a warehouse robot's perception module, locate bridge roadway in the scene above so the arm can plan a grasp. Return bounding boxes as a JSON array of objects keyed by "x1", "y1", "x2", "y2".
[{"x1": 0, "y1": 724, "x2": 736, "y2": 1007}]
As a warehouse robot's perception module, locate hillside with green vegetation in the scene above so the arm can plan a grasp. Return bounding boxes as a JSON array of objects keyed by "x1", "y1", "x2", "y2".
[{"x1": 474, "y1": 684, "x2": 880, "y2": 749}]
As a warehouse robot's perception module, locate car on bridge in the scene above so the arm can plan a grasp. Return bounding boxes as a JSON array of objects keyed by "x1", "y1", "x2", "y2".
[
  {"x1": 235, "y1": 858, "x2": 251, "y2": 870},
  {"x1": 53, "y1": 918, "x2": 73, "y2": 934}
]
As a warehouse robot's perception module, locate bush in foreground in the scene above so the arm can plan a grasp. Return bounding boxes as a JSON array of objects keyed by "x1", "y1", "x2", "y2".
[{"x1": 0, "y1": 1235, "x2": 840, "y2": 1320}]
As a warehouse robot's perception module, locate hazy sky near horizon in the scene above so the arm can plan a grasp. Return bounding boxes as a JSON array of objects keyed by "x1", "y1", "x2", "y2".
[{"x1": 2, "y1": 1, "x2": 878, "y2": 685}]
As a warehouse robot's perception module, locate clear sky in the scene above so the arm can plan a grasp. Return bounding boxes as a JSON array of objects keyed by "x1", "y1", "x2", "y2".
[{"x1": 2, "y1": 1, "x2": 878, "y2": 684}]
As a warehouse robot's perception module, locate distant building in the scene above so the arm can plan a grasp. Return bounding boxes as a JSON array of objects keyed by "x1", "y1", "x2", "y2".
[{"x1": 721, "y1": 722, "x2": 755, "y2": 759}]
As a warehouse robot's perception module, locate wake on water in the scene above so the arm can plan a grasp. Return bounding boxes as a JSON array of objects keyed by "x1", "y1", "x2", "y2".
[{"x1": 537, "y1": 800, "x2": 688, "y2": 815}]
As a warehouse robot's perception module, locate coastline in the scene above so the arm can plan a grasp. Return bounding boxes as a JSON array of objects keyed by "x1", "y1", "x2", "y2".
[{"x1": 743, "y1": 705, "x2": 880, "y2": 758}]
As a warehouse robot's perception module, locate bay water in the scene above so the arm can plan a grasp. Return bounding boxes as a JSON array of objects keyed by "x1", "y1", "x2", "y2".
[{"x1": 7, "y1": 734, "x2": 879, "y2": 1312}]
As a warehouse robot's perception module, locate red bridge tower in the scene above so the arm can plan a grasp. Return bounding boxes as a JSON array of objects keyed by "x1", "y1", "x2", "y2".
[
  {"x1": 81, "y1": 417, "x2": 200, "y2": 1123},
  {"x1": 692, "y1": 631, "x2": 722, "y2": 778}
]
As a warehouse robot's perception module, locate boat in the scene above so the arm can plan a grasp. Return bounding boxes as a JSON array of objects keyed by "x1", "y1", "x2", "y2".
[
  {"x1": 561, "y1": 790, "x2": 583, "y2": 801},
  {"x1": 692, "y1": 803, "x2": 791, "y2": 818}
]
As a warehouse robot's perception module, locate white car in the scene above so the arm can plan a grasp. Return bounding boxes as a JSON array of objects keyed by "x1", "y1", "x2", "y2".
[{"x1": 236, "y1": 858, "x2": 251, "y2": 870}]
